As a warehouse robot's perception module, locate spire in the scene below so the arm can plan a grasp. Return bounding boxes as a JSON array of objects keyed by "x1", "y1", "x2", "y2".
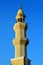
[
  {"x1": 15, "y1": 5, "x2": 26, "y2": 20},
  {"x1": 20, "y1": 4, "x2": 22, "y2": 9}
]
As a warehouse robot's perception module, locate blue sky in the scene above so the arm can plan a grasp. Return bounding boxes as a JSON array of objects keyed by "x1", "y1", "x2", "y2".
[{"x1": 0, "y1": 0, "x2": 43, "y2": 65}]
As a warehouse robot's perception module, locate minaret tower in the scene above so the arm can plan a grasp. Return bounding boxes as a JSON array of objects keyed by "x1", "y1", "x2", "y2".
[{"x1": 11, "y1": 5, "x2": 31, "y2": 65}]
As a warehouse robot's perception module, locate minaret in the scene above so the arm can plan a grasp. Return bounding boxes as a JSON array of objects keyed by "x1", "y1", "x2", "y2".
[{"x1": 11, "y1": 5, "x2": 31, "y2": 65}]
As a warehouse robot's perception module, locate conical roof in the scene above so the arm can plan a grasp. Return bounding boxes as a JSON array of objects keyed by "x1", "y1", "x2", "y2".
[{"x1": 16, "y1": 5, "x2": 26, "y2": 19}]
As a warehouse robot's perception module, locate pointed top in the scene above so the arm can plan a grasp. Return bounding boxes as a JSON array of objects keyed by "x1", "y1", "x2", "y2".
[
  {"x1": 20, "y1": 4, "x2": 22, "y2": 9},
  {"x1": 15, "y1": 5, "x2": 26, "y2": 19}
]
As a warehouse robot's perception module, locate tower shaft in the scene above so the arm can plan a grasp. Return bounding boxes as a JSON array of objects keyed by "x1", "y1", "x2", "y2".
[{"x1": 13, "y1": 22, "x2": 27, "y2": 58}]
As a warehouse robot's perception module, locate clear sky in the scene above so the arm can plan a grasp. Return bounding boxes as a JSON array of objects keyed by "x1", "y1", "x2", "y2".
[{"x1": 0, "y1": 0, "x2": 43, "y2": 65}]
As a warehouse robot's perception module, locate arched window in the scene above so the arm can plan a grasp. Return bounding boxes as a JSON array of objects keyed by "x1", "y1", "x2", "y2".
[{"x1": 17, "y1": 18, "x2": 24, "y2": 22}]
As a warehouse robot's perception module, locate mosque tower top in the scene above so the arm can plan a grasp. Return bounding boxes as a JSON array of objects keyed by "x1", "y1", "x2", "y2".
[{"x1": 15, "y1": 5, "x2": 26, "y2": 22}]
